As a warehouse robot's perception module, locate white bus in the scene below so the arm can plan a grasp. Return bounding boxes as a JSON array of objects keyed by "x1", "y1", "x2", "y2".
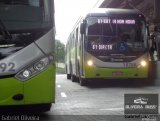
[{"x1": 66, "y1": 8, "x2": 149, "y2": 86}]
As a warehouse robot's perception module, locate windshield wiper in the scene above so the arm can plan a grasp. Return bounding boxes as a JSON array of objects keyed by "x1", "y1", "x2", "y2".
[{"x1": 0, "y1": 19, "x2": 12, "y2": 43}]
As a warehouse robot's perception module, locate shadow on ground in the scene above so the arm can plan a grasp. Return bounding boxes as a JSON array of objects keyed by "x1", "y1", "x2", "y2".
[{"x1": 85, "y1": 78, "x2": 156, "y2": 88}]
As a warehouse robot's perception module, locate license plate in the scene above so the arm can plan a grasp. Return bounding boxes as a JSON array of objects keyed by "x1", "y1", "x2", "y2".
[{"x1": 112, "y1": 71, "x2": 123, "y2": 76}]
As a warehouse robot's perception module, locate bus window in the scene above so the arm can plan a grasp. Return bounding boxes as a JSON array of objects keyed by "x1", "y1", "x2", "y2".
[{"x1": 29, "y1": 0, "x2": 40, "y2": 7}]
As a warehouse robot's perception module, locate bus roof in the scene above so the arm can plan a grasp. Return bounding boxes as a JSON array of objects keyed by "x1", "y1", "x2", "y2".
[{"x1": 84, "y1": 8, "x2": 145, "y2": 18}]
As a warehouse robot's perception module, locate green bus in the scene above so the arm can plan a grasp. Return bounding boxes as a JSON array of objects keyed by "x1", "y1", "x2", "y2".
[
  {"x1": 0, "y1": 0, "x2": 55, "y2": 111},
  {"x1": 66, "y1": 8, "x2": 149, "y2": 86}
]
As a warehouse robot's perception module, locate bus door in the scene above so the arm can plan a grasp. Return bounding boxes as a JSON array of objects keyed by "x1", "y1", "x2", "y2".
[
  {"x1": 80, "y1": 21, "x2": 86, "y2": 76},
  {"x1": 75, "y1": 28, "x2": 78, "y2": 76},
  {"x1": 79, "y1": 32, "x2": 84, "y2": 76}
]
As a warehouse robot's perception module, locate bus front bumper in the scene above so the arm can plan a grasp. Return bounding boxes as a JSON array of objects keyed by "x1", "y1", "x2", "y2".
[
  {"x1": 0, "y1": 65, "x2": 55, "y2": 106},
  {"x1": 84, "y1": 66, "x2": 148, "y2": 79}
]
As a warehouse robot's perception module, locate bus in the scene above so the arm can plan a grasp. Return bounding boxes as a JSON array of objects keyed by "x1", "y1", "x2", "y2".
[
  {"x1": 0, "y1": 0, "x2": 55, "y2": 111},
  {"x1": 66, "y1": 8, "x2": 149, "y2": 86}
]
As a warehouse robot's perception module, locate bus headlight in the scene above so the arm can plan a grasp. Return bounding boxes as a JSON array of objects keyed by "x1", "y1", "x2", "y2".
[
  {"x1": 137, "y1": 60, "x2": 147, "y2": 68},
  {"x1": 34, "y1": 58, "x2": 48, "y2": 71},
  {"x1": 87, "y1": 60, "x2": 93, "y2": 67},
  {"x1": 15, "y1": 55, "x2": 53, "y2": 81},
  {"x1": 140, "y1": 60, "x2": 147, "y2": 67},
  {"x1": 22, "y1": 70, "x2": 31, "y2": 78}
]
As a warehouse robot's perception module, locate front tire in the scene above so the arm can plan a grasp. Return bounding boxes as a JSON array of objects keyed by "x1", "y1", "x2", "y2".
[
  {"x1": 146, "y1": 77, "x2": 155, "y2": 86},
  {"x1": 78, "y1": 66, "x2": 87, "y2": 86},
  {"x1": 71, "y1": 75, "x2": 77, "y2": 82},
  {"x1": 67, "y1": 74, "x2": 71, "y2": 79},
  {"x1": 79, "y1": 77, "x2": 87, "y2": 86},
  {"x1": 36, "y1": 103, "x2": 52, "y2": 112}
]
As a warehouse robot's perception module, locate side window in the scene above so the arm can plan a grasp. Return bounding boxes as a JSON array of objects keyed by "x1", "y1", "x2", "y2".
[
  {"x1": 43, "y1": 0, "x2": 51, "y2": 21},
  {"x1": 76, "y1": 27, "x2": 80, "y2": 46},
  {"x1": 76, "y1": 28, "x2": 79, "y2": 40},
  {"x1": 1, "y1": 0, "x2": 41, "y2": 6},
  {"x1": 1, "y1": 0, "x2": 28, "y2": 5},
  {"x1": 29, "y1": 0, "x2": 40, "y2": 7},
  {"x1": 71, "y1": 34, "x2": 73, "y2": 48},
  {"x1": 72, "y1": 34, "x2": 74, "y2": 47}
]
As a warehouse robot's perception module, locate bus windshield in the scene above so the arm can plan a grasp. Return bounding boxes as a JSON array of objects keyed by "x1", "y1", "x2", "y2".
[
  {"x1": 0, "y1": 0, "x2": 52, "y2": 31},
  {"x1": 86, "y1": 17, "x2": 148, "y2": 54},
  {"x1": 0, "y1": 0, "x2": 53, "y2": 59}
]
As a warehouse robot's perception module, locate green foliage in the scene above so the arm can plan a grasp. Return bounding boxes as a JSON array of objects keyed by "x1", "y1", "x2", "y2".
[{"x1": 56, "y1": 39, "x2": 65, "y2": 63}]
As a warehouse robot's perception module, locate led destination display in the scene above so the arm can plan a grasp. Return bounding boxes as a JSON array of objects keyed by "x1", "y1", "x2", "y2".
[{"x1": 98, "y1": 18, "x2": 136, "y2": 24}]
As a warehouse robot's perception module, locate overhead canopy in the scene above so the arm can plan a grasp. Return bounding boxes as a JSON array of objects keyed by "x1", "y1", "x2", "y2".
[{"x1": 99, "y1": 0, "x2": 158, "y2": 23}]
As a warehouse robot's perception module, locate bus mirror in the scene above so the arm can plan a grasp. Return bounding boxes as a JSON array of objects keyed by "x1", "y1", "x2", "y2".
[{"x1": 80, "y1": 23, "x2": 85, "y2": 34}]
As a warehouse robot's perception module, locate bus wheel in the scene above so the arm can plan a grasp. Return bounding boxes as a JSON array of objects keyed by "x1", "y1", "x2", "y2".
[
  {"x1": 79, "y1": 78, "x2": 87, "y2": 86},
  {"x1": 71, "y1": 75, "x2": 77, "y2": 82},
  {"x1": 78, "y1": 69, "x2": 87, "y2": 86},
  {"x1": 37, "y1": 103, "x2": 52, "y2": 112},
  {"x1": 146, "y1": 77, "x2": 155, "y2": 86},
  {"x1": 67, "y1": 74, "x2": 71, "y2": 79}
]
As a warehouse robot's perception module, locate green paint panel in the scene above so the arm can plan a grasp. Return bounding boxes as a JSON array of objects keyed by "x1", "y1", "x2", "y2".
[
  {"x1": 0, "y1": 65, "x2": 55, "y2": 106},
  {"x1": 0, "y1": 78, "x2": 24, "y2": 105},
  {"x1": 24, "y1": 65, "x2": 56, "y2": 104},
  {"x1": 84, "y1": 66, "x2": 148, "y2": 79}
]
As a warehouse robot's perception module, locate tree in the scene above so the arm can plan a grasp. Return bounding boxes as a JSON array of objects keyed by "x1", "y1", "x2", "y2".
[{"x1": 56, "y1": 39, "x2": 65, "y2": 63}]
